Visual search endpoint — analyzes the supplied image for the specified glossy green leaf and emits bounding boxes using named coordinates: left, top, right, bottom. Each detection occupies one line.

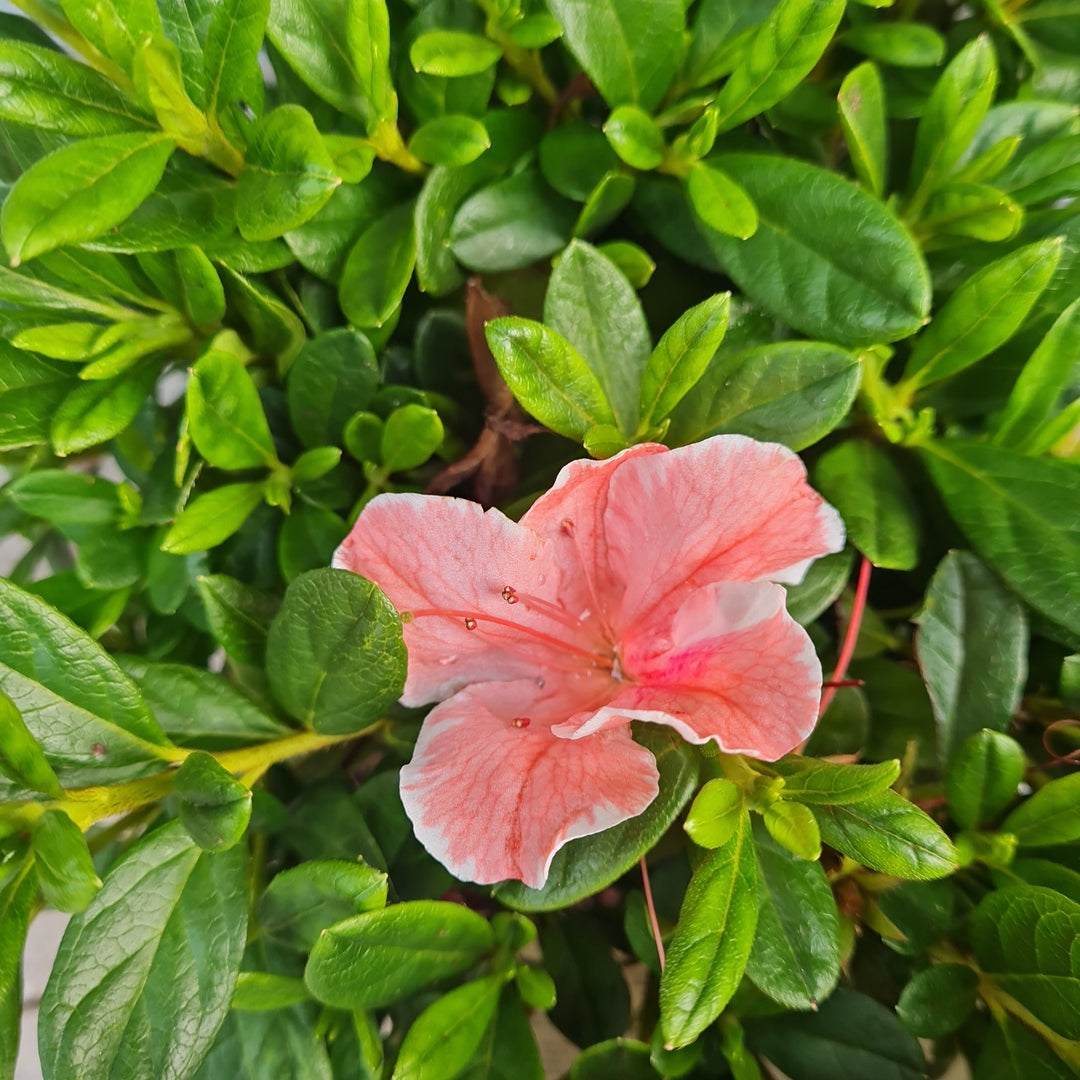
left=196, top=574, right=280, bottom=666
left=684, top=778, right=743, bottom=849
left=920, top=439, right=1080, bottom=639
left=260, top=859, right=388, bottom=952
left=814, top=440, right=919, bottom=570
left=161, top=482, right=266, bottom=554
left=813, top=790, right=957, bottom=879
left=132, top=35, right=209, bottom=150
left=1, top=132, right=175, bottom=265
left=394, top=975, right=503, bottom=1080
left=682, top=0, right=783, bottom=89
left=409, top=114, right=490, bottom=166
left=32, top=809, right=102, bottom=913
left=0, top=862, right=35, bottom=1080
left=0, top=349, right=76, bottom=449
left=902, top=238, right=1062, bottom=390
left=666, top=340, right=861, bottom=450
left=746, top=822, right=840, bottom=1010
left=572, top=171, right=635, bottom=238
left=915, top=551, right=1027, bottom=763
left=305, top=900, right=494, bottom=1009
left=230, top=973, right=310, bottom=1012
left=203, top=0, right=269, bottom=121
left=544, top=239, right=651, bottom=437
left=0, top=688, right=62, bottom=796
left=39, top=821, right=247, bottom=1080
left=686, top=161, right=758, bottom=239
left=971, top=885, right=1080, bottom=1039
left=459, top=992, right=543, bottom=1080
left=763, top=801, right=821, bottom=861
left=237, top=105, right=341, bottom=242
left=660, top=809, right=758, bottom=1048
left=604, top=104, right=665, bottom=170
left=278, top=505, right=348, bottom=583
left=1002, top=772, right=1080, bottom=847
left=291, top=446, right=341, bottom=483
left=51, top=362, right=158, bottom=457
left=174, top=751, right=253, bottom=851
left=710, top=0, right=845, bottom=134
left=58, top=0, right=163, bottom=72
left=346, top=0, right=396, bottom=129
left=842, top=23, right=946, bottom=67
left=540, top=121, right=619, bottom=201
left=339, top=201, right=415, bottom=329
left=597, top=240, right=655, bottom=287
left=546, top=0, right=684, bottom=111
left=896, top=964, right=977, bottom=1037
left=784, top=548, right=855, bottom=625
left=838, top=62, right=887, bottom=197
left=381, top=404, right=444, bottom=472
left=921, top=182, right=1023, bottom=242
left=494, top=729, right=698, bottom=911
left=265, top=568, right=407, bottom=735
left=410, top=31, right=501, bottom=77
left=486, top=316, right=617, bottom=441
left=947, top=730, right=1026, bottom=828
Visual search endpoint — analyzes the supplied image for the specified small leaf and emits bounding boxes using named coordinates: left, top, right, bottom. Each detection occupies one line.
left=0, top=862, right=36, bottom=1080
left=196, top=574, right=280, bottom=666
left=686, top=162, right=758, bottom=239
left=381, top=404, right=444, bottom=472
left=32, top=809, right=102, bottom=913
left=0, top=688, right=62, bottom=797
left=604, top=104, right=665, bottom=170
left=838, top=62, right=887, bottom=197
left=770, top=756, right=901, bottom=805
left=946, top=730, right=1026, bottom=830
left=174, top=751, right=253, bottom=851
left=161, top=482, right=266, bottom=554
left=842, top=23, right=945, bottom=68
left=763, top=801, right=821, bottom=861
left=409, top=115, right=491, bottom=167
left=409, top=31, right=502, bottom=77
left=896, top=965, right=978, bottom=1037
left=231, top=973, right=311, bottom=1011
left=684, top=778, right=743, bottom=849
left=1002, top=772, right=1080, bottom=847
left=51, top=364, right=159, bottom=456
left=339, top=201, right=416, bottom=329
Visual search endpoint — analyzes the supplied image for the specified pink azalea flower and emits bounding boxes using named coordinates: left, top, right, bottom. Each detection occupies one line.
left=334, top=435, right=844, bottom=889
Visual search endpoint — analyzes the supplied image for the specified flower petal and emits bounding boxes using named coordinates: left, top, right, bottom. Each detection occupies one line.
left=603, top=435, right=843, bottom=633
left=399, top=679, right=659, bottom=888
left=555, top=582, right=822, bottom=760
left=334, top=493, right=572, bottom=705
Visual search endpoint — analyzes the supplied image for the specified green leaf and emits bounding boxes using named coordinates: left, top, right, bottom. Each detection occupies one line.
left=842, top=23, right=946, bottom=68
left=260, top=859, right=388, bottom=952
left=746, top=821, right=840, bottom=1010
left=291, top=446, right=342, bottom=483
left=51, top=363, right=159, bottom=456
left=0, top=577, right=171, bottom=787
left=39, top=821, right=247, bottom=1080
left=265, top=568, right=406, bottom=735
left=971, top=885, right=1080, bottom=1039
left=133, top=35, right=209, bottom=150
left=409, top=114, right=490, bottom=167
left=230, top=973, right=310, bottom=1012
left=237, top=105, right=341, bottom=242
left=0, top=862, right=35, bottom=1080
left=0, top=348, right=76, bottom=450
left=684, top=778, right=744, bottom=849
left=196, top=574, right=280, bottom=665
left=339, top=200, right=415, bottom=329
left=0, top=688, right=62, bottom=796
left=346, top=0, right=396, bottom=129
left=604, top=104, right=665, bottom=170
left=945, top=730, right=1026, bottom=829
left=813, top=790, right=957, bottom=879
left=920, top=182, right=1023, bottom=243
left=710, top=0, right=845, bottom=134
left=514, top=966, right=556, bottom=1011
left=116, top=656, right=289, bottom=747
left=1002, top=772, right=1080, bottom=847
left=494, top=729, right=698, bottom=911
left=762, top=801, right=821, bottom=861
left=203, top=0, right=269, bottom=121
left=902, top=239, right=1062, bottom=390
left=814, top=440, right=919, bottom=570
left=666, top=340, right=861, bottom=451
left=1, top=132, right=175, bottom=265
left=746, top=988, right=926, bottom=1080
left=638, top=293, right=730, bottom=428
left=540, top=121, right=619, bottom=201
left=686, top=162, right=758, bottom=239
left=546, top=0, right=684, bottom=110
left=896, top=964, right=978, bottom=1037
left=838, top=62, right=888, bottom=197
left=920, top=439, right=1080, bottom=639
left=682, top=0, right=782, bottom=89
left=32, top=809, right=102, bottom=913
left=992, top=298, right=1080, bottom=450
left=161, top=482, right=266, bottom=554
left=193, top=1007, right=335, bottom=1079
left=485, top=316, right=618, bottom=441
left=304, top=900, right=495, bottom=1009
left=544, top=239, right=651, bottom=437
left=784, top=548, right=855, bottom=625
left=278, top=505, right=348, bottom=583
left=646, top=155, right=930, bottom=345
left=659, top=809, right=758, bottom=1048
left=381, top=404, right=444, bottom=472
left=571, top=1039, right=656, bottom=1080
left=174, top=751, right=253, bottom=851
left=572, top=171, right=635, bottom=238
left=410, top=31, right=501, bottom=77
left=394, top=975, right=503, bottom=1080
left=450, top=170, right=576, bottom=273
left=975, top=1014, right=1078, bottom=1080
left=597, top=241, right=655, bottom=287
left=908, top=36, right=998, bottom=209
left=59, top=0, right=163, bottom=72
left=7, top=468, right=122, bottom=533
left=0, top=41, right=154, bottom=135
left=914, top=550, right=1028, bottom=763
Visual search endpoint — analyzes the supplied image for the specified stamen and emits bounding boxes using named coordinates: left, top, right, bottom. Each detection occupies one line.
left=559, top=516, right=615, bottom=639
left=501, top=585, right=586, bottom=632
left=464, top=617, right=477, bottom=630
left=511, top=717, right=531, bottom=729
left=502, top=586, right=519, bottom=604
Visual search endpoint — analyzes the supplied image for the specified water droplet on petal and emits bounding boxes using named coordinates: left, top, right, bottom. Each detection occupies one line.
left=537, top=574, right=546, bottom=585
left=464, top=617, right=477, bottom=630
left=511, top=717, right=531, bottom=729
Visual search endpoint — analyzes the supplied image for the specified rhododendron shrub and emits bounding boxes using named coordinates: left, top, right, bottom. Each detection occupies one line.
left=0, top=1, right=1078, bottom=1079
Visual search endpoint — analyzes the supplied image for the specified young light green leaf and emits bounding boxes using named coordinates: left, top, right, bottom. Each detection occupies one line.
left=304, top=900, right=495, bottom=1009
left=598, top=241, right=655, bottom=287
left=763, top=801, right=821, bottom=861
left=409, top=115, right=490, bottom=167
left=58, top=0, right=163, bottom=72
left=544, top=239, right=651, bottom=437
left=572, top=171, right=635, bottom=238
left=409, top=31, right=501, bottom=77
left=1, top=132, right=176, bottom=265
left=1002, top=772, right=1080, bottom=847
left=604, top=104, right=665, bottom=170
left=161, top=482, right=266, bottom=554
left=915, top=551, right=1027, bottom=763
left=838, top=62, right=887, bottom=197
left=32, top=809, right=102, bottom=913
left=339, top=201, right=416, bottom=329
left=133, top=35, right=210, bottom=151
left=814, top=440, right=920, bottom=570
left=381, top=404, right=444, bottom=472
left=660, top=809, right=758, bottom=1048
left=710, top=0, right=845, bottom=134
left=921, top=183, right=1022, bottom=243
left=230, top=973, right=311, bottom=1012
left=684, top=778, right=744, bottom=849
left=902, top=238, right=1062, bottom=390
left=187, top=349, right=279, bottom=469
left=945, top=730, right=1026, bottom=830
left=39, top=821, right=247, bottom=1080
left=639, top=293, right=730, bottom=428
left=485, top=316, right=618, bottom=441
left=920, top=439, right=1080, bottom=639
left=204, top=0, right=269, bottom=122
left=346, top=0, right=396, bottom=129
left=770, top=756, right=901, bottom=805
left=686, top=162, right=758, bottom=239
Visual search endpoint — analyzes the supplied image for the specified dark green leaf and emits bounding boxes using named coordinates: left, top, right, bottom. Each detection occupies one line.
left=540, top=121, right=619, bottom=201
left=174, top=751, right=252, bottom=851
left=266, top=568, right=407, bottom=734
left=304, top=900, right=494, bottom=1009
left=783, top=549, right=855, bottom=626
left=192, top=1006, right=334, bottom=1080
left=196, top=574, right=280, bottom=665
left=161, top=482, right=266, bottom=554
left=230, top=973, right=310, bottom=1011
left=278, top=505, right=348, bottom=583
left=32, top=808, right=102, bottom=913
left=975, top=1013, right=1078, bottom=1080
left=896, top=964, right=977, bottom=1037
left=945, top=730, right=1026, bottom=829
left=570, top=1039, right=656, bottom=1080
left=1002, top=772, right=1080, bottom=847
left=572, top=171, right=635, bottom=238
left=39, top=821, right=247, bottom=1080
left=7, top=469, right=121, bottom=534
left=339, top=201, right=415, bottom=329
left=815, top=440, right=919, bottom=570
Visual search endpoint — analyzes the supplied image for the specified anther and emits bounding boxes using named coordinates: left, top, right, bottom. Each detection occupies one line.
left=401, top=612, right=414, bottom=623
left=502, top=586, right=519, bottom=604
left=511, top=717, right=531, bottom=729
left=464, top=617, right=477, bottom=630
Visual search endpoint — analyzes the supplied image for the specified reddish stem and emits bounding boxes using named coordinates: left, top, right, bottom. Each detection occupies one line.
left=640, top=856, right=666, bottom=970
left=818, top=556, right=872, bottom=719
